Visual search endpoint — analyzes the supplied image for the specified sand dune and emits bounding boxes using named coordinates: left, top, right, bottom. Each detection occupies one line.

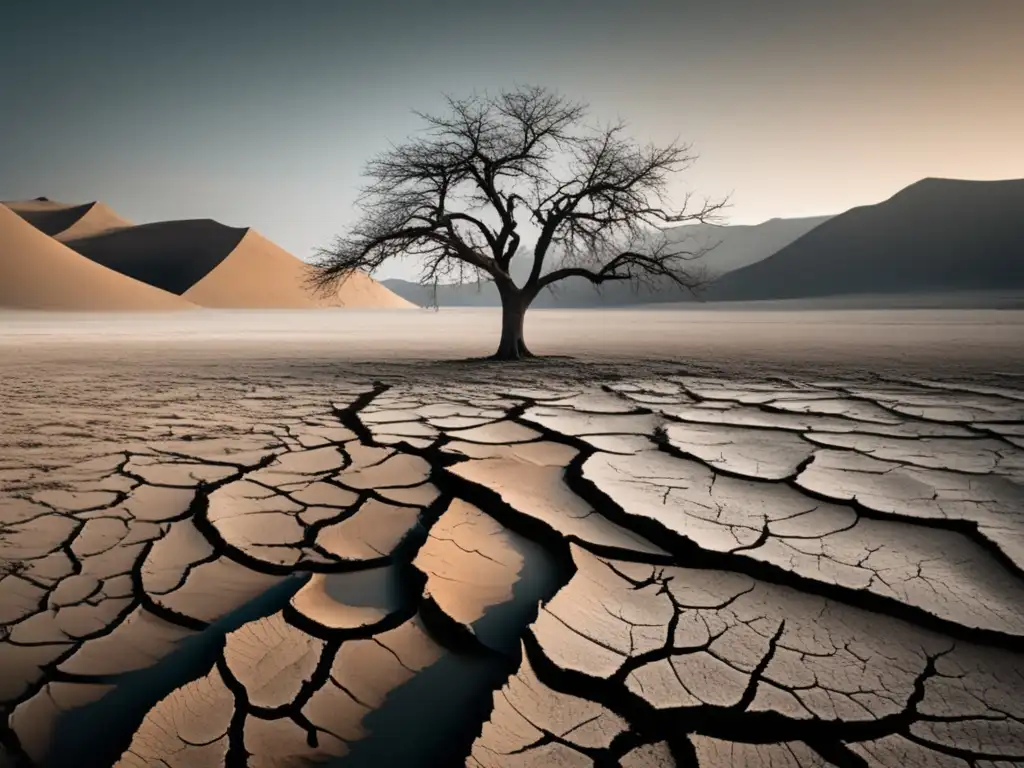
left=66, top=217, right=413, bottom=309
left=0, top=205, right=194, bottom=311
left=4, top=197, right=416, bottom=309
left=3, top=197, right=133, bottom=241
left=182, top=229, right=415, bottom=309
left=65, top=219, right=250, bottom=295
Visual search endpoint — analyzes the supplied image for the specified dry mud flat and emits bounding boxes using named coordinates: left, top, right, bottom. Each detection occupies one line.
left=1, top=367, right=1024, bottom=767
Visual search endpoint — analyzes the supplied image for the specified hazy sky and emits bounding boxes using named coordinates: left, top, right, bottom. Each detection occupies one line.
left=2, top=0, right=1022, bottom=279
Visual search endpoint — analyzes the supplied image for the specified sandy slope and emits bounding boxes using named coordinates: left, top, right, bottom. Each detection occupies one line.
left=318, top=269, right=418, bottom=309
left=55, top=202, right=133, bottom=241
left=179, top=229, right=413, bottom=308
left=2, top=198, right=133, bottom=241
left=0, top=205, right=193, bottom=311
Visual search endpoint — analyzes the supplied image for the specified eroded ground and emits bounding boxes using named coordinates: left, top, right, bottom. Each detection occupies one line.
left=2, top=363, right=1023, bottom=767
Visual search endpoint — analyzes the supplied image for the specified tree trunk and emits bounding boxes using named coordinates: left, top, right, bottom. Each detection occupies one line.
left=492, top=288, right=533, bottom=360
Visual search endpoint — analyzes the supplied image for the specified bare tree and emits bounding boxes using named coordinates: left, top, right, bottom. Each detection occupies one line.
left=311, top=85, right=727, bottom=360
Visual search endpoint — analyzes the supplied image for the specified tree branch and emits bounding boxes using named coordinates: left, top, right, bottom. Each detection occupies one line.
left=311, top=85, right=727, bottom=306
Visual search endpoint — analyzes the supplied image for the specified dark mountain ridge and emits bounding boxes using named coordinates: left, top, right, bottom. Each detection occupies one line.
left=706, top=177, right=1024, bottom=301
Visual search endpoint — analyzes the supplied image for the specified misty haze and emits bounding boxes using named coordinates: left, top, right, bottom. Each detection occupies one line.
left=2, top=2, right=1023, bottom=767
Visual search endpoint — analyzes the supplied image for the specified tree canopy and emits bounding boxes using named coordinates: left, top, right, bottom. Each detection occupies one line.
left=312, top=85, right=727, bottom=358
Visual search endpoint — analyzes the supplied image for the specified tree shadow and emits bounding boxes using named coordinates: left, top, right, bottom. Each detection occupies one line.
left=446, top=354, right=580, bottom=366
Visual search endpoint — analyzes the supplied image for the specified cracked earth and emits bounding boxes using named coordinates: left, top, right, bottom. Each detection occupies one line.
left=2, top=365, right=1024, bottom=767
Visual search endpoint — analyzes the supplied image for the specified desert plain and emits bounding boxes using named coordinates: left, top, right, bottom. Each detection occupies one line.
left=1, top=306, right=1023, bottom=767
left=5, top=0, right=1024, bottom=762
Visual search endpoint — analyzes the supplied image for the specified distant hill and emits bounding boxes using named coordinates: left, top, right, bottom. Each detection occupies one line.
left=660, top=215, right=834, bottom=274
left=383, top=215, right=831, bottom=307
left=706, top=178, right=1024, bottom=301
